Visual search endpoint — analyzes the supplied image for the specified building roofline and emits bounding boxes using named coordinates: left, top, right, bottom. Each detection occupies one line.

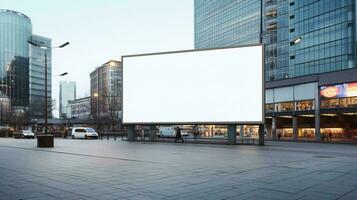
left=68, top=96, right=91, bottom=103
left=90, top=59, right=122, bottom=75
left=103, top=60, right=121, bottom=65
left=31, top=34, right=52, bottom=42
left=0, top=9, right=31, bottom=22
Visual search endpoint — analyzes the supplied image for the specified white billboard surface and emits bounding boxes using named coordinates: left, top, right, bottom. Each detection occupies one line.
left=123, top=45, right=263, bottom=124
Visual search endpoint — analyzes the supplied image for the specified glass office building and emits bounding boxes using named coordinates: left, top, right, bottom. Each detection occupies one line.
left=59, top=81, right=76, bottom=118
left=264, top=0, right=356, bottom=81
left=194, top=0, right=261, bottom=49
left=0, top=9, right=32, bottom=115
left=195, top=0, right=357, bottom=142
left=29, top=35, right=52, bottom=119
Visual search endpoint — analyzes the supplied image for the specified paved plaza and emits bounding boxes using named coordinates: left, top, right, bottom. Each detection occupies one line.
left=0, top=139, right=357, bottom=200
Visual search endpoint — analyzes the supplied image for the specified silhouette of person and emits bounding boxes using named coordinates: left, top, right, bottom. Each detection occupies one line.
left=175, top=127, right=184, bottom=143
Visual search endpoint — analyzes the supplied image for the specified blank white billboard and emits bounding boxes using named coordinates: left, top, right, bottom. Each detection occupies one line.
left=122, top=45, right=264, bottom=124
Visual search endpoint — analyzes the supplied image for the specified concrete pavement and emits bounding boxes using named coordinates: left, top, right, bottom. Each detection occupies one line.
left=0, top=138, right=357, bottom=199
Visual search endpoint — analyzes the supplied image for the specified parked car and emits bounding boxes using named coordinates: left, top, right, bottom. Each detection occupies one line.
left=18, top=129, right=35, bottom=139
left=71, top=127, right=98, bottom=139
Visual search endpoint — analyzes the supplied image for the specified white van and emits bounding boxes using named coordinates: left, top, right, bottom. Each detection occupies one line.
left=158, top=126, right=190, bottom=138
left=71, top=127, right=98, bottom=139
left=158, top=126, right=176, bottom=138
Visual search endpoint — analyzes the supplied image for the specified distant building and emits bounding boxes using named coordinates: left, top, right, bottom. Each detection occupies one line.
left=29, top=35, right=52, bottom=119
left=59, top=81, right=76, bottom=118
left=90, top=60, right=122, bottom=119
left=68, top=97, right=91, bottom=120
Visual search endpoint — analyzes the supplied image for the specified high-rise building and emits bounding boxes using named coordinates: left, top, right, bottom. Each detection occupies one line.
left=0, top=9, right=52, bottom=122
left=59, top=81, right=76, bottom=118
left=0, top=9, right=32, bottom=116
left=29, top=35, right=52, bottom=119
left=194, top=0, right=262, bottom=49
left=195, top=0, right=357, bottom=142
left=90, top=60, right=122, bottom=121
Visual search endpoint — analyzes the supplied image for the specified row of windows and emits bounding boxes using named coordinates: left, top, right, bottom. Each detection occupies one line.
left=291, top=0, right=352, bottom=21
left=266, top=97, right=357, bottom=113
left=291, top=7, right=351, bottom=37
left=290, top=55, right=351, bottom=77
left=291, top=39, right=351, bottom=65
left=321, top=97, right=357, bottom=109
left=195, top=0, right=261, bottom=48
left=266, top=100, right=315, bottom=113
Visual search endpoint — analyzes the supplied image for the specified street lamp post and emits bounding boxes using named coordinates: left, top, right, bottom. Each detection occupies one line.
left=28, top=41, right=69, bottom=147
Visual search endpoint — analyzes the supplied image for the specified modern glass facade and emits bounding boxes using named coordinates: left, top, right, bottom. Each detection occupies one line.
left=288, top=0, right=355, bottom=79
left=264, top=0, right=356, bottom=81
left=29, top=35, right=52, bottom=119
left=195, top=0, right=356, bottom=81
left=0, top=9, right=32, bottom=111
left=263, top=0, right=289, bottom=81
left=194, top=0, right=261, bottom=49
left=59, top=81, right=76, bottom=118
left=195, top=0, right=357, bottom=142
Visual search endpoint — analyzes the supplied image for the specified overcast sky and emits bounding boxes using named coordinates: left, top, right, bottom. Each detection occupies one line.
left=2, top=0, right=194, bottom=116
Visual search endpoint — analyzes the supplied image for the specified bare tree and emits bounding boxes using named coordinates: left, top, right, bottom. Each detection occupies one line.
left=101, top=91, right=121, bottom=132
left=29, top=97, right=54, bottom=119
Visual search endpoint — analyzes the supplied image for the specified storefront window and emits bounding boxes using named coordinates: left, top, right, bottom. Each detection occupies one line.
left=321, top=128, right=344, bottom=139
left=296, top=100, right=314, bottom=111
left=346, top=97, right=357, bottom=107
left=322, top=97, right=357, bottom=109
left=275, top=102, right=294, bottom=112
left=298, top=128, right=315, bottom=138
left=321, top=99, right=340, bottom=108
left=281, top=128, right=293, bottom=138
left=265, top=103, right=274, bottom=112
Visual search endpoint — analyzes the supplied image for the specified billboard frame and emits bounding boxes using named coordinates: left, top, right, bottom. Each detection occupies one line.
left=121, top=43, right=265, bottom=125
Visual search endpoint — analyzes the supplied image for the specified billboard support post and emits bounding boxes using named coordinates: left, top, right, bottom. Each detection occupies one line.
left=127, top=125, right=136, bottom=141
left=258, top=124, right=265, bottom=146
left=149, top=125, right=156, bottom=142
left=227, top=125, right=237, bottom=145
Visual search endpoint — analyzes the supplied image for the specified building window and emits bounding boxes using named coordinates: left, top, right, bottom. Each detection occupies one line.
left=321, top=99, right=340, bottom=109
left=321, top=97, right=357, bottom=109
left=265, top=103, right=274, bottom=113
left=340, top=97, right=357, bottom=108
left=296, top=100, right=314, bottom=111
left=275, top=102, right=294, bottom=112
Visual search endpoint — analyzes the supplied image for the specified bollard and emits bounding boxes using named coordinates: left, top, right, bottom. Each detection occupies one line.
left=107, top=134, right=109, bottom=140
left=114, top=135, right=116, bottom=140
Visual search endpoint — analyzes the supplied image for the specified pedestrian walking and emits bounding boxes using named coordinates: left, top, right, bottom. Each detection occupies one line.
left=328, top=131, right=333, bottom=142
left=175, top=127, right=184, bottom=143
left=193, top=125, right=199, bottom=141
